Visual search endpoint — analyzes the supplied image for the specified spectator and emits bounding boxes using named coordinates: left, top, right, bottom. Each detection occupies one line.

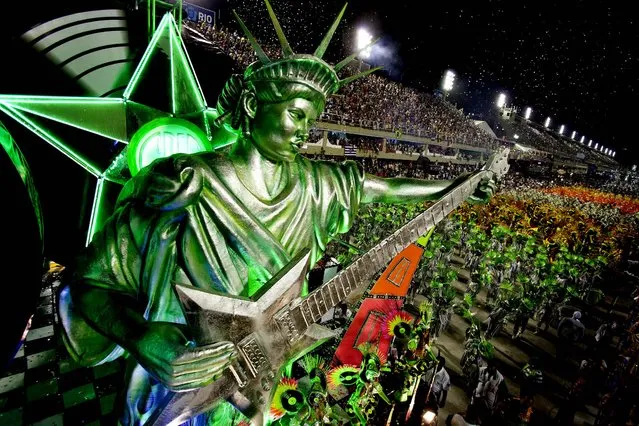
left=519, top=357, right=544, bottom=398
left=596, top=318, right=618, bottom=349
left=469, top=360, right=505, bottom=421
left=557, top=311, right=585, bottom=359
left=424, top=356, right=451, bottom=408
left=512, top=306, right=532, bottom=340
left=447, top=413, right=479, bottom=426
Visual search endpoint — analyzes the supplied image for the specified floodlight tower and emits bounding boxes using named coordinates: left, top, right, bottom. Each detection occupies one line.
left=544, top=117, right=551, bottom=128
left=442, top=70, right=455, bottom=101
left=580, top=136, right=585, bottom=143
left=524, top=107, right=532, bottom=120
left=355, top=28, right=373, bottom=72
left=571, top=130, right=576, bottom=140
left=588, top=140, right=592, bottom=147
left=497, top=93, right=507, bottom=108
left=559, top=125, right=565, bottom=135
left=356, top=28, right=373, bottom=59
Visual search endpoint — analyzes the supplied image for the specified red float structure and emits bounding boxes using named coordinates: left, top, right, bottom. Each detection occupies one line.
left=333, top=243, right=424, bottom=366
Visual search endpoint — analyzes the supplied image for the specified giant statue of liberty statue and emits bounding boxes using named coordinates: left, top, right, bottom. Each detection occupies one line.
left=58, top=1, right=495, bottom=424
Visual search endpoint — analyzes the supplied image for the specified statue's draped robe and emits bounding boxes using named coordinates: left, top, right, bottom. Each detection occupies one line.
left=58, top=152, right=364, bottom=425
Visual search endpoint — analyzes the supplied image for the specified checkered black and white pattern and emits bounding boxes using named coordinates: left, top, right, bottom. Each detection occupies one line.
left=0, top=280, right=124, bottom=425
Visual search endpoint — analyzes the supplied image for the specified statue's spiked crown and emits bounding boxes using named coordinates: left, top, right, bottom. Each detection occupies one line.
left=233, top=0, right=379, bottom=100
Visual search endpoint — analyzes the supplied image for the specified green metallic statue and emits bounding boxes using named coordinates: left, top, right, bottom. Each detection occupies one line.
left=58, top=2, right=495, bottom=424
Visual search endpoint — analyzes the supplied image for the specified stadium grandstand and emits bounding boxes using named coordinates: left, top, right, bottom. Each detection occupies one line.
left=184, top=21, right=620, bottom=177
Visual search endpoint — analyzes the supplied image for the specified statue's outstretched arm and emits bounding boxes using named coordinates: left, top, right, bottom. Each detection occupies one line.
left=361, top=172, right=495, bottom=204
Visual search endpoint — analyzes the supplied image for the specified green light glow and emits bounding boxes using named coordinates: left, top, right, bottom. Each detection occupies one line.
left=0, top=12, right=220, bottom=237
left=86, top=176, right=105, bottom=246
left=128, top=118, right=212, bottom=175
left=0, top=121, right=44, bottom=247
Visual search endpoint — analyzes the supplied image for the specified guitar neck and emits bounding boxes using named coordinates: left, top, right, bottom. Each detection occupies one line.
left=280, top=170, right=491, bottom=335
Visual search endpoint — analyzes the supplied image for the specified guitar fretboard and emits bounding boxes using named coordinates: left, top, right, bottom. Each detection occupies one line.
left=283, top=170, right=491, bottom=336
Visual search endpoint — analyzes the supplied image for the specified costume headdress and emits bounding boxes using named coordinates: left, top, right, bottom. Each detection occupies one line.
left=383, top=310, right=414, bottom=341
left=357, top=342, right=387, bottom=365
left=233, top=0, right=380, bottom=100
left=270, top=377, right=304, bottom=420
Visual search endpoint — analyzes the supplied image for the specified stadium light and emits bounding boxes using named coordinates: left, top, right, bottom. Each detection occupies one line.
left=600, top=146, right=604, bottom=152
left=588, top=140, right=592, bottom=147
left=604, top=148, right=608, bottom=154
left=571, top=130, right=576, bottom=139
left=594, top=142, right=598, bottom=149
left=559, top=125, right=565, bottom=135
left=524, top=107, right=532, bottom=120
left=442, top=70, right=455, bottom=92
left=580, top=135, right=585, bottom=143
left=544, top=117, right=551, bottom=128
left=497, top=93, right=507, bottom=108
left=357, top=28, right=373, bottom=59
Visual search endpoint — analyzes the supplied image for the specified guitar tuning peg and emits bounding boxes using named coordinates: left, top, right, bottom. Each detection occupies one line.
left=261, top=377, right=272, bottom=391
left=257, top=393, right=266, bottom=406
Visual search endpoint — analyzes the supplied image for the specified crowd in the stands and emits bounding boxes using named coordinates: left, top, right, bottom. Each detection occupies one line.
left=186, top=22, right=623, bottom=173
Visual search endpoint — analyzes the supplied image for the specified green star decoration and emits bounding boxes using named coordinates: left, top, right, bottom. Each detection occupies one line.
left=0, top=13, right=237, bottom=244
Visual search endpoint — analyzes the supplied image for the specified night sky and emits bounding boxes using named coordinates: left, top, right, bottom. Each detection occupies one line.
left=0, top=0, right=636, bottom=158
left=225, top=0, right=637, bottom=162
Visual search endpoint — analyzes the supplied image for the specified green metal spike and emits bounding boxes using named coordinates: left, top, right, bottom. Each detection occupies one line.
left=168, top=16, right=207, bottom=114
left=126, top=13, right=207, bottom=114
left=264, top=0, right=294, bottom=57
left=0, top=121, right=44, bottom=245
left=125, top=13, right=171, bottom=100
left=0, top=95, right=170, bottom=144
left=0, top=103, right=102, bottom=177
left=314, top=3, right=348, bottom=59
left=335, top=37, right=380, bottom=72
left=232, top=10, right=271, bottom=64
left=338, top=66, right=382, bottom=87
left=0, top=96, right=127, bottom=142
left=86, top=176, right=106, bottom=246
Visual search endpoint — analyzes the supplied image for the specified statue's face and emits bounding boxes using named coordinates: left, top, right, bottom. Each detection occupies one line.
left=250, top=97, right=321, bottom=163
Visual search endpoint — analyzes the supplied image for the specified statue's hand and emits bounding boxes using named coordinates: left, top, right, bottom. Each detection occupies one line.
left=467, top=174, right=496, bottom=204
left=130, top=322, right=237, bottom=392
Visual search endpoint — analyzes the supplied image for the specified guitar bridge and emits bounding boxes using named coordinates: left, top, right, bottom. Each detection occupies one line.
left=274, top=309, right=301, bottom=343
left=237, top=334, right=271, bottom=378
